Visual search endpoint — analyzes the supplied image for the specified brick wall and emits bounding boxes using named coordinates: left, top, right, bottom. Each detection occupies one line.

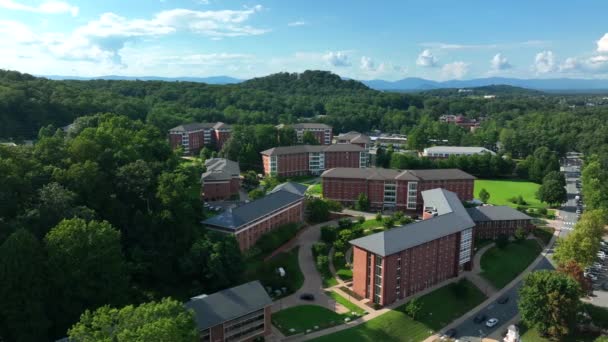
left=215, top=130, right=231, bottom=150
left=233, top=200, right=303, bottom=251
left=202, top=178, right=241, bottom=201
left=325, top=151, right=361, bottom=169
left=169, top=133, right=182, bottom=150
left=352, top=246, right=368, bottom=300
left=473, top=219, right=533, bottom=240
left=275, top=153, right=309, bottom=177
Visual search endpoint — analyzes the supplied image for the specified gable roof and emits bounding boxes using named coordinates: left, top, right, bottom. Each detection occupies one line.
left=350, top=188, right=475, bottom=256
left=202, top=158, right=240, bottom=182
left=260, top=144, right=363, bottom=156
left=336, top=131, right=372, bottom=144
left=321, top=167, right=474, bottom=181
left=169, top=122, right=215, bottom=132
left=466, top=206, right=532, bottom=222
left=292, top=123, right=332, bottom=129
left=184, top=281, right=272, bottom=331
left=202, top=190, right=303, bottom=230
left=424, top=146, right=496, bottom=155
left=270, top=182, right=308, bottom=196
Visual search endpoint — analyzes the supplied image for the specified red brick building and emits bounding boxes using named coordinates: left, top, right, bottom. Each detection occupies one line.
left=168, top=122, right=232, bottom=155
left=202, top=190, right=304, bottom=251
left=351, top=189, right=475, bottom=306
left=260, top=144, right=366, bottom=177
left=185, top=280, right=273, bottom=342
left=201, top=158, right=241, bottom=201
left=350, top=188, right=533, bottom=307
left=290, top=123, right=333, bottom=145
left=321, top=167, right=475, bottom=212
left=335, top=131, right=372, bottom=150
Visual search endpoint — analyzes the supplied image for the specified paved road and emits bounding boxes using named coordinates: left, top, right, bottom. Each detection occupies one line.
left=450, top=155, right=582, bottom=341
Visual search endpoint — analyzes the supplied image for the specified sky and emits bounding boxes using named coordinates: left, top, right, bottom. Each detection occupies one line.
left=2, top=0, right=608, bottom=81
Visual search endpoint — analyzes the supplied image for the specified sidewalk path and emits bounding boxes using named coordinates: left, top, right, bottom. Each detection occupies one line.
left=464, top=242, right=498, bottom=297
left=271, top=220, right=339, bottom=313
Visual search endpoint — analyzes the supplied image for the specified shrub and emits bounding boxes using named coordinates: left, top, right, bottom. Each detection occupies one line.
left=404, top=298, right=422, bottom=319
left=320, top=226, right=337, bottom=244
left=517, top=195, right=527, bottom=205
left=338, top=218, right=354, bottom=229
left=334, top=251, right=344, bottom=263
left=398, top=215, right=414, bottom=225
left=254, top=223, right=300, bottom=255
left=316, top=255, right=329, bottom=270
left=357, top=216, right=365, bottom=224
left=326, top=199, right=343, bottom=212
left=538, top=207, right=548, bottom=216
left=517, top=205, right=527, bottom=212
left=313, top=242, right=329, bottom=256
left=382, top=216, right=395, bottom=229
left=375, top=212, right=382, bottom=221
left=514, top=227, right=527, bottom=241
left=393, top=211, right=404, bottom=221
left=495, top=234, right=509, bottom=249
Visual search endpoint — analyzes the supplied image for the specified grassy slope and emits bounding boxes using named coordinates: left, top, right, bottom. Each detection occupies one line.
left=480, top=240, right=542, bottom=288
left=474, top=179, right=545, bottom=208
left=272, top=305, right=346, bottom=335
left=326, top=291, right=366, bottom=315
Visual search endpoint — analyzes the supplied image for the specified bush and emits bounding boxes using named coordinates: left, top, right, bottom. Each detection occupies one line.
left=375, top=212, right=382, bottom=221
left=338, top=218, right=354, bottom=229
left=393, top=211, right=404, bottom=221
left=326, top=199, right=342, bottom=212
left=316, top=255, right=329, bottom=270
left=357, top=216, right=365, bottom=224
left=320, top=226, right=337, bottom=244
left=517, top=195, right=527, bottom=205
left=538, top=207, right=548, bottom=216
left=248, top=188, right=265, bottom=201
left=516, top=205, right=527, bottom=212
left=514, top=227, right=527, bottom=241
left=313, top=242, right=329, bottom=256
left=495, top=234, right=509, bottom=249
left=383, top=216, right=395, bottom=229
left=334, top=251, right=344, bottom=263
left=254, top=223, right=300, bottom=255
left=398, top=215, right=414, bottom=225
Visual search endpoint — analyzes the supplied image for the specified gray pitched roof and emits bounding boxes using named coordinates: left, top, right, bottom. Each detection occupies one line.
left=466, top=206, right=532, bottom=222
left=169, top=122, right=215, bottom=132
left=336, top=131, right=372, bottom=144
left=321, top=167, right=474, bottom=181
left=292, top=123, right=332, bottom=129
left=202, top=158, right=240, bottom=182
left=260, top=144, right=363, bottom=156
left=202, top=190, right=303, bottom=230
left=270, top=182, right=308, bottom=196
left=213, top=122, right=231, bottom=130
left=424, top=146, right=496, bottom=155
left=350, top=188, right=475, bottom=256
left=184, top=281, right=272, bottom=331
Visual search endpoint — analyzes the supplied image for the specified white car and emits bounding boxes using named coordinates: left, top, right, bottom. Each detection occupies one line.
left=485, top=318, right=499, bottom=327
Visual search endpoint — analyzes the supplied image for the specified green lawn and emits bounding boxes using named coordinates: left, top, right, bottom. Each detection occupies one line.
left=272, top=305, right=350, bottom=336
left=333, top=250, right=353, bottom=281
left=474, top=179, right=546, bottom=209
left=311, top=279, right=486, bottom=342
left=532, top=226, right=555, bottom=246
left=313, top=246, right=338, bottom=288
left=480, top=240, right=543, bottom=289
left=357, top=219, right=384, bottom=230
left=326, top=291, right=366, bottom=315
left=307, top=183, right=322, bottom=196
left=246, top=247, right=303, bottom=299
left=519, top=325, right=598, bottom=342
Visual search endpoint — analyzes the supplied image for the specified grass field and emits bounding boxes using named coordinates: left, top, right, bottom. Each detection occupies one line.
left=326, top=291, right=366, bottom=315
left=246, top=247, right=303, bottom=299
left=480, top=240, right=543, bottom=288
left=474, top=179, right=546, bottom=208
left=307, top=183, right=322, bottom=196
left=519, top=325, right=598, bottom=342
left=272, top=305, right=349, bottom=336
left=311, top=280, right=486, bottom=342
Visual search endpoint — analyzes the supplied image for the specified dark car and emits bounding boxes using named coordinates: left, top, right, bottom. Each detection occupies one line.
left=299, top=293, right=315, bottom=301
left=498, top=296, right=509, bottom=304
left=473, top=314, right=487, bottom=323
left=445, top=328, right=457, bottom=338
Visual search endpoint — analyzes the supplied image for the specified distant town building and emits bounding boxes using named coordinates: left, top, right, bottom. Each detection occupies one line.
left=438, top=114, right=483, bottom=131
left=201, top=158, right=241, bottom=201
left=260, top=144, right=366, bottom=177
left=335, top=131, right=372, bottom=150
left=168, top=122, right=232, bottom=155
left=321, top=167, right=475, bottom=212
left=283, top=123, right=333, bottom=145
left=350, top=188, right=533, bottom=306
left=483, top=94, right=496, bottom=99
left=371, top=134, right=408, bottom=148
left=185, top=280, right=273, bottom=341
left=422, top=146, right=496, bottom=159
left=202, top=189, right=304, bottom=251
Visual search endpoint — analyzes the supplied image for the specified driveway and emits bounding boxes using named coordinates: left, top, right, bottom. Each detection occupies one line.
left=272, top=220, right=339, bottom=313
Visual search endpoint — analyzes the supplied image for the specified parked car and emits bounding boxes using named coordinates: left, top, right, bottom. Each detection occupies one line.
left=587, top=273, right=599, bottom=281
left=497, top=296, right=509, bottom=304
left=473, top=314, right=487, bottom=324
left=299, top=293, right=315, bottom=301
left=486, top=318, right=499, bottom=327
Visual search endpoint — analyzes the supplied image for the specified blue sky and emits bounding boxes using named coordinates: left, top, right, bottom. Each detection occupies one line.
left=1, top=0, right=608, bottom=80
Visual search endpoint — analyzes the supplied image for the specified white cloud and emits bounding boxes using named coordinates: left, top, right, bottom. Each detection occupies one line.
left=416, top=49, right=438, bottom=67
left=0, top=0, right=79, bottom=16
left=559, top=55, right=608, bottom=73
left=420, top=40, right=549, bottom=50
left=360, top=56, right=375, bottom=71
left=490, top=53, right=511, bottom=71
left=597, top=33, right=608, bottom=53
left=324, top=51, right=351, bottom=67
left=534, top=50, right=556, bottom=73
left=441, top=61, right=469, bottom=79
left=287, top=21, right=307, bottom=27
left=0, top=20, right=38, bottom=43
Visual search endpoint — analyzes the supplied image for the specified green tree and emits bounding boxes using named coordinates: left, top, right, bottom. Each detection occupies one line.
left=248, top=188, right=265, bottom=200
left=537, top=179, right=567, bottom=206
left=68, top=298, right=197, bottom=342
left=557, top=260, right=592, bottom=295
left=554, top=210, right=606, bottom=267
left=514, top=227, right=527, bottom=241
left=45, top=218, right=129, bottom=336
left=519, top=270, right=581, bottom=338
left=543, top=171, right=566, bottom=188
left=0, top=229, right=49, bottom=342
left=355, top=193, right=370, bottom=211
left=302, top=130, right=320, bottom=145
left=383, top=216, right=395, bottom=229
left=306, top=198, right=330, bottom=223
left=404, top=298, right=422, bottom=320
left=277, top=126, right=297, bottom=146
left=479, top=188, right=490, bottom=203
left=242, top=170, right=260, bottom=189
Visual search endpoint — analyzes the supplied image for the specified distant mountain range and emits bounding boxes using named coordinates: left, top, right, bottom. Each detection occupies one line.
left=40, top=75, right=243, bottom=84
left=39, top=74, right=608, bottom=91
left=361, top=77, right=608, bottom=92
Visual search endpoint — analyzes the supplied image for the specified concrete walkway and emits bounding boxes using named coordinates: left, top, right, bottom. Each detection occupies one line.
left=463, top=242, right=499, bottom=297
left=271, top=220, right=339, bottom=314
